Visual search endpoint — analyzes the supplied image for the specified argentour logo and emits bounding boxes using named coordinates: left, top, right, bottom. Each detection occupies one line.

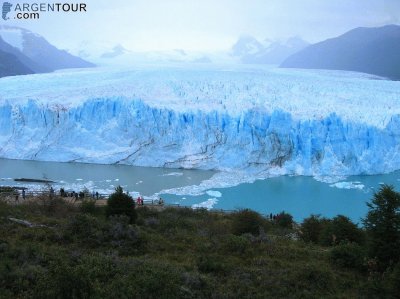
left=1, top=2, right=87, bottom=20
left=2, top=2, right=12, bottom=20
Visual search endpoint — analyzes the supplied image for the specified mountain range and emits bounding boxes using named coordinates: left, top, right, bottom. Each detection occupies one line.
left=281, top=25, right=400, bottom=80
left=0, top=25, right=95, bottom=78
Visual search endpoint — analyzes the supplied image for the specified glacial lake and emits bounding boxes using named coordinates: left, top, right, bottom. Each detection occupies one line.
left=1, top=158, right=400, bottom=223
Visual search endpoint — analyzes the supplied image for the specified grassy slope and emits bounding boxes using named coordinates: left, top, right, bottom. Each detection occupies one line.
left=0, top=199, right=365, bottom=299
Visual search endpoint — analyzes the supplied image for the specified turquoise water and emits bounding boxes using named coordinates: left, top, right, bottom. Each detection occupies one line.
left=1, top=159, right=400, bottom=223
left=163, top=174, right=400, bottom=223
left=0, top=158, right=215, bottom=196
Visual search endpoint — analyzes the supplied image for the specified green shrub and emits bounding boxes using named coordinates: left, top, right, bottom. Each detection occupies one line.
left=197, top=255, right=227, bottom=274
left=275, top=211, right=293, bottom=229
left=383, top=262, right=400, bottom=298
left=39, top=196, right=75, bottom=217
left=300, top=214, right=329, bottom=243
left=321, top=215, right=365, bottom=246
left=221, top=234, right=251, bottom=255
left=105, top=215, right=143, bottom=254
left=330, top=242, right=366, bottom=271
left=231, top=209, right=265, bottom=236
left=80, top=199, right=96, bottom=214
left=296, top=263, right=334, bottom=292
left=106, top=186, right=136, bottom=224
left=63, top=214, right=104, bottom=246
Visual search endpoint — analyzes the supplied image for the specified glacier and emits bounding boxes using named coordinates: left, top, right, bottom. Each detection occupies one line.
left=1, top=65, right=400, bottom=178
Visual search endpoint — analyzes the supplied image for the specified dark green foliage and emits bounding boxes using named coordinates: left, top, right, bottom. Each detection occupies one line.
left=39, top=196, right=76, bottom=217
left=330, top=242, right=367, bottom=271
left=321, top=215, right=365, bottom=246
left=0, top=186, right=15, bottom=193
left=80, top=199, right=96, bottom=214
left=300, top=214, right=329, bottom=243
left=295, top=263, right=335, bottom=293
left=34, top=258, right=94, bottom=299
left=383, top=262, right=400, bottom=298
left=275, top=211, right=294, bottom=228
left=197, top=255, right=228, bottom=274
left=63, top=214, right=104, bottom=247
left=363, top=185, right=400, bottom=271
left=0, top=197, right=375, bottom=298
left=221, top=234, right=251, bottom=255
left=231, top=209, right=266, bottom=235
left=106, top=186, right=137, bottom=223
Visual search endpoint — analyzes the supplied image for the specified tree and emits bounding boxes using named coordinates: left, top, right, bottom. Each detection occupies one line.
left=300, top=214, right=329, bottom=243
left=321, top=215, right=365, bottom=246
left=231, top=209, right=265, bottom=236
left=275, top=211, right=293, bottom=229
left=106, top=186, right=137, bottom=223
left=363, top=185, right=400, bottom=270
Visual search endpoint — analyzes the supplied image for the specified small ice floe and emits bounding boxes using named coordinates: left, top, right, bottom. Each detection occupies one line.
left=106, top=179, right=112, bottom=182
left=182, top=197, right=186, bottom=200
left=192, top=198, right=218, bottom=210
left=161, top=172, right=183, bottom=177
left=76, top=178, right=83, bottom=181
left=206, top=190, right=222, bottom=198
left=329, top=181, right=364, bottom=190
left=115, top=179, right=119, bottom=181
left=136, top=180, right=143, bottom=185
left=314, top=175, right=346, bottom=184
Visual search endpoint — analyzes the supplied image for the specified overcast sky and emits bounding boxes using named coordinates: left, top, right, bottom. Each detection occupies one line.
left=5, top=0, right=400, bottom=51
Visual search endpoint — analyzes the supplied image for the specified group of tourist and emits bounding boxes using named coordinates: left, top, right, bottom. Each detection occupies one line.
left=59, top=188, right=100, bottom=201
left=8, top=186, right=166, bottom=207
left=136, top=196, right=164, bottom=206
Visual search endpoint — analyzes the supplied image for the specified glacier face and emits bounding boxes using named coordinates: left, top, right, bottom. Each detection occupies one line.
left=0, top=65, right=400, bottom=177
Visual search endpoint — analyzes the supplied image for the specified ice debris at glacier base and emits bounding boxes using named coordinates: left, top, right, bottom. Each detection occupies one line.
left=0, top=66, right=400, bottom=178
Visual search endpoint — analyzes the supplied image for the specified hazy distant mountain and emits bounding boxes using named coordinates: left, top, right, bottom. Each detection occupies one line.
left=232, top=35, right=265, bottom=57
left=0, top=25, right=95, bottom=73
left=231, top=35, right=309, bottom=64
left=100, top=44, right=130, bottom=59
left=249, top=37, right=309, bottom=64
left=0, top=49, right=33, bottom=77
left=71, top=41, right=214, bottom=65
left=281, top=25, right=400, bottom=80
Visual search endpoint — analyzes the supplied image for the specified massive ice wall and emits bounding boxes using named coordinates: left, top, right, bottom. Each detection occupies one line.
left=0, top=66, right=400, bottom=176
left=1, top=98, right=400, bottom=176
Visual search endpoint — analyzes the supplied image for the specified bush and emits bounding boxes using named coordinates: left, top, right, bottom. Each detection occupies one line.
left=221, top=235, right=250, bottom=255
left=106, top=186, right=136, bottom=224
left=64, top=214, right=103, bottom=246
left=330, top=242, right=366, bottom=271
left=80, top=199, right=96, bottom=214
left=383, top=262, right=400, bottom=298
left=105, top=215, right=143, bottom=254
left=321, top=215, right=364, bottom=246
left=275, top=211, right=293, bottom=229
left=295, top=263, right=334, bottom=292
left=300, top=214, right=329, bottom=243
left=231, top=209, right=265, bottom=236
left=197, top=255, right=227, bottom=274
